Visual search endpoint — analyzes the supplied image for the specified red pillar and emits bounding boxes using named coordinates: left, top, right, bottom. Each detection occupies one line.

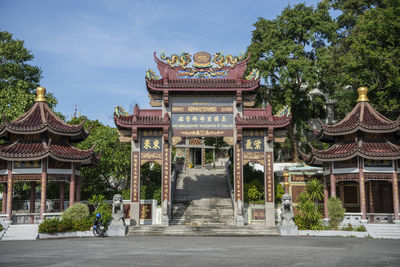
left=330, top=162, right=336, bottom=198
left=6, top=161, right=13, bottom=221
left=59, top=182, right=65, bottom=211
left=30, top=181, right=36, bottom=224
left=368, top=181, right=374, bottom=221
left=69, top=163, right=75, bottom=207
left=75, top=175, right=81, bottom=202
left=323, top=175, right=329, bottom=218
left=40, top=158, right=48, bottom=221
left=339, top=183, right=345, bottom=204
left=393, top=160, right=399, bottom=221
left=359, top=157, right=367, bottom=221
left=2, top=182, right=7, bottom=214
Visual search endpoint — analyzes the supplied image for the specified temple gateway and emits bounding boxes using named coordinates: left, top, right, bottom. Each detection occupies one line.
left=115, top=51, right=291, bottom=227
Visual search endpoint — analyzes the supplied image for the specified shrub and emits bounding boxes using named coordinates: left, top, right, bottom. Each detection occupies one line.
left=39, top=217, right=92, bottom=233
left=295, top=192, right=323, bottom=230
left=356, top=225, right=366, bottom=232
left=275, top=183, right=285, bottom=204
left=88, top=194, right=106, bottom=210
left=153, top=187, right=161, bottom=205
left=39, top=218, right=61, bottom=233
left=121, top=189, right=130, bottom=200
left=62, top=203, right=90, bottom=221
left=327, top=197, right=345, bottom=230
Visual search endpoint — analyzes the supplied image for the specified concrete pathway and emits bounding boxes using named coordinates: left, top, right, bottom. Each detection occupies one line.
left=365, top=223, right=400, bottom=239
left=1, top=224, right=38, bottom=241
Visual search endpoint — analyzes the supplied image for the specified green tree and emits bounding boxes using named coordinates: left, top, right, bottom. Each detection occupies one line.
left=69, top=117, right=131, bottom=199
left=328, top=0, right=400, bottom=120
left=0, top=29, right=57, bottom=122
left=327, top=197, right=345, bottom=229
left=306, top=178, right=324, bottom=206
left=247, top=3, right=336, bottom=161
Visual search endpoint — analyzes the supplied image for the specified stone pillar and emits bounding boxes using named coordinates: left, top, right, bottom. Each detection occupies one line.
left=59, top=182, right=65, bottom=211
left=359, top=157, right=367, bottom=222
left=234, top=143, right=244, bottom=226
left=161, top=142, right=171, bottom=226
left=40, top=158, right=48, bottom=221
left=264, top=141, right=275, bottom=228
left=339, top=183, right=345, bottom=204
left=393, top=160, right=399, bottom=223
left=323, top=175, right=329, bottom=219
left=76, top=175, right=81, bottom=202
left=2, top=182, right=7, bottom=214
left=201, top=147, right=205, bottom=169
left=330, top=162, right=336, bottom=198
left=130, top=141, right=140, bottom=226
left=368, top=181, right=374, bottom=221
left=6, top=161, right=13, bottom=222
left=69, top=163, right=75, bottom=207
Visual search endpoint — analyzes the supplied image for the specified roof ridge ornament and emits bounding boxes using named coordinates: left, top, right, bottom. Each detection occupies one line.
left=35, top=87, right=47, bottom=102
left=357, top=87, right=369, bottom=102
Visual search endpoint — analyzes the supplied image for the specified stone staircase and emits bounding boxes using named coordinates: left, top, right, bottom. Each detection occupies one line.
left=171, top=168, right=234, bottom=226
left=1, top=224, right=38, bottom=241
left=128, top=225, right=279, bottom=236
left=364, top=223, right=400, bottom=239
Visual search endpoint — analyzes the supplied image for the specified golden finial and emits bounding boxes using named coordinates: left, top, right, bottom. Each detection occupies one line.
left=35, top=87, right=47, bottom=102
left=357, top=87, right=369, bottom=102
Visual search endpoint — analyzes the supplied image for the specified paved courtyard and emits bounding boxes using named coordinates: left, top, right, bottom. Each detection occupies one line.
left=0, top=236, right=399, bottom=266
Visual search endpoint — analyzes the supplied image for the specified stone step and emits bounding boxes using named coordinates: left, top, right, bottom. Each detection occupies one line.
left=364, top=224, right=400, bottom=239
left=1, top=224, right=38, bottom=241
left=128, top=225, right=279, bottom=236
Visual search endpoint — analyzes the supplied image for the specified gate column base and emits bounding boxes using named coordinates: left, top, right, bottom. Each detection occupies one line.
left=129, top=201, right=140, bottom=226
left=265, top=202, right=275, bottom=227
left=161, top=200, right=170, bottom=226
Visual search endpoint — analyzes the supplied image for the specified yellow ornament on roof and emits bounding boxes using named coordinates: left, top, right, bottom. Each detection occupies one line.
left=357, top=87, right=369, bottom=102
left=35, top=87, right=47, bottom=102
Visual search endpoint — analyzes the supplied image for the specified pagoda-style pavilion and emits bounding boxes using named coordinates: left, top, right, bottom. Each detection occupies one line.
left=0, top=87, right=98, bottom=224
left=115, top=51, right=291, bottom=227
left=302, top=87, right=400, bottom=223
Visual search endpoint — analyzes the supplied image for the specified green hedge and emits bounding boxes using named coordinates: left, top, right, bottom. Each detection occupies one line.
left=39, top=218, right=92, bottom=233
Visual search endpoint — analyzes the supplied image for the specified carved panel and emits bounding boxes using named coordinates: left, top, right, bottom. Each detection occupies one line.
left=234, top=144, right=243, bottom=201
left=131, top=152, right=140, bottom=202
left=140, top=152, right=162, bottom=165
left=243, top=152, right=264, bottom=165
left=265, top=152, right=274, bottom=203
left=162, top=144, right=170, bottom=202
left=291, top=185, right=306, bottom=203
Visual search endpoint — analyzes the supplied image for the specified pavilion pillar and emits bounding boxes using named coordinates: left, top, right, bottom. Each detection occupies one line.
left=130, top=136, right=140, bottom=226
left=69, top=163, right=76, bottom=207
left=234, top=143, right=244, bottom=226
left=201, top=147, right=205, bottom=169
left=359, top=157, right=367, bottom=222
left=392, top=160, right=399, bottom=223
left=323, top=175, right=329, bottom=219
left=76, top=175, right=81, bottom=202
left=6, top=161, right=13, bottom=222
left=368, top=181, right=374, bottom=222
left=264, top=140, right=275, bottom=228
left=2, top=182, right=7, bottom=214
left=339, top=183, right=345, bottom=204
left=30, top=182, right=36, bottom=213
left=330, top=162, right=336, bottom=198
left=40, top=158, right=48, bottom=221
left=59, top=182, right=65, bottom=211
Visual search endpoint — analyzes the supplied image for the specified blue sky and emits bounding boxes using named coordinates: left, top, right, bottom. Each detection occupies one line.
left=1, top=0, right=320, bottom=126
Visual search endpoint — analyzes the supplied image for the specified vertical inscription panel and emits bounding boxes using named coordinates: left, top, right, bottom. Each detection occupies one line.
left=265, top=152, right=274, bottom=203
left=131, top=152, right=139, bottom=202
left=234, top=144, right=243, bottom=202
left=162, top=144, right=170, bottom=202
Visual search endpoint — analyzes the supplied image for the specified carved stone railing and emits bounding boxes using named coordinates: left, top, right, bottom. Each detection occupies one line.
left=341, top=212, right=395, bottom=226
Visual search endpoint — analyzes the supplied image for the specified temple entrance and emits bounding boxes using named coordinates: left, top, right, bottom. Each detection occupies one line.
left=115, top=51, right=291, bottom=228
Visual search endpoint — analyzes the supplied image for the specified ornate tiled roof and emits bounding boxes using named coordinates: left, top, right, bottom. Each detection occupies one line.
left=302, top=140, right=400, bottom=165
left=114, top=106, right=169, bottom=129
left=0, top=101, right=88, bottom=140
left=146, top=78, right=259, bottom=91
left=316, top=101, right=400, bottom=140
left=235, top=107, right=291, bottom=128
left=0, top=140, right=98, bottom=164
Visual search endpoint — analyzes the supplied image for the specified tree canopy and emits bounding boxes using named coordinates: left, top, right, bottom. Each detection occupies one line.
left=0, top=30, right=57, bottom=122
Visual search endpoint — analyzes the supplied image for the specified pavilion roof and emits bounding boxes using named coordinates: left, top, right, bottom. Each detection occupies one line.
left=315, top=91, right=400, bottom=141
left=0, top=101, right=88, bottom=140
left=301, top=139, right=400, bottom=165
left=0, top=140, right=99, bottom=164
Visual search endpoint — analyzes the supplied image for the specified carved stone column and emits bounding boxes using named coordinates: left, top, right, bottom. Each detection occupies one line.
left=393, top=160, right=399, bottom=223
left=264, top=141, right=275, bottom=228
left=75, top=175, right=81, bottom=202
left=161, top=142, right=171, bottom=226
left=40, top=158, right=48, bottom=221
left=234, top=143, right=244, bottom=226
left=6, top=161, right=13, bottom=222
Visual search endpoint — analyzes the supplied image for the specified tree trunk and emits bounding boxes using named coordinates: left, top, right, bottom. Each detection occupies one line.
left=288, top=123, right=298, bottom=162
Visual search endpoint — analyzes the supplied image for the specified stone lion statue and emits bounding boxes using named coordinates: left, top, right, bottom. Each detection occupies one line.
left=280, top=193, right=295, bottom=226
left=110, top=194, right=125, bottom=226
